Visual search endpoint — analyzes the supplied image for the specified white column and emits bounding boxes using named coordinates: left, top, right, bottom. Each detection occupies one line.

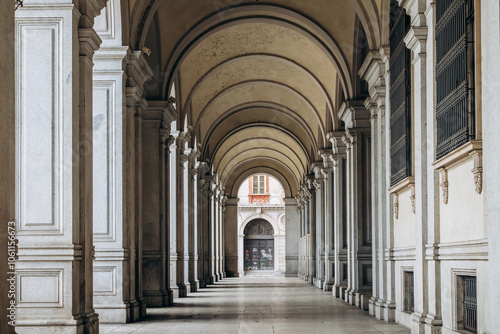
left=483, top=0, right=500, bottom=331
left=359, top=49, right=393, bottom=320
left=0, top=3, right=15, bottom=333
left=328, top=135, right=347, bottom=299
left=210, top=185, right=218, bottom=282
left=197, top=164, right=211, bottom=287
left=174, top=132, right=188, bottom=296
left=313, top=165, right=325, bottom=289
left=168, top=135, right=179, bottom=296
left=340, top=100, right=372, bottom=308
left=141, top=119, right=170, bottom=307
left=92, top=41, right=153, bottom=322
left=284, top=198, right=299, bottom=277
left=187, top=150, right=200, bottom=291
left=15, top=0, right=104, bottom=331
left=297, top=199, right=304, bottom=279
left=219, top=194, right=227, bottom=278
left=343, top=131, right=355, bottom=305
left=224, top=198, right=240, bottom=276
left=306, top=179, right=316, bottom=284
left=404, top=23, right=431, bottom=333
left=319, top=150, right=335, bottom=291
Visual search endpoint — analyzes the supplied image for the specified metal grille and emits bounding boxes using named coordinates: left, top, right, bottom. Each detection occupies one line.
left=435, top=0, right=475, bottom=159
left=404, top=271, right=415, bottom=313
left=389, top=0, right=412, bottom=186
left=463, top=276, right=477, bottom=333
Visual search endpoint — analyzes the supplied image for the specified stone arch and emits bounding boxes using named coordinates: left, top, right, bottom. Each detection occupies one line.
left=243, top=219, right=275, bottom=237
left=161, top=6, right=354, bottom=100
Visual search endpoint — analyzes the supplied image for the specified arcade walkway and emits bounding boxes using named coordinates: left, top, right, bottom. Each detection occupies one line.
left=101, top=277, right=410, bottom=334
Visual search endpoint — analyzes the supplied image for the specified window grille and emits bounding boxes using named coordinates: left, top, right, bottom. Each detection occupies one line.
left=435, top=0, right=475, bottom=159
left=463, top=276, right=477, bottom=333
left=389, top=0, right=412, bottom=186
left=404, top=271, right=414, bottom=313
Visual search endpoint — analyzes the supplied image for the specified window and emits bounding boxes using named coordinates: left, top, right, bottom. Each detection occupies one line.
left=249, top=175, right=270, bottom=204
left=436, top=0, right=476, bottom=159
left=389, top=0, right=412, bottom=186
left=404, top=271, right=415, bottom=313
left=457, top=275, right=477, bottom=333
left=252, top=175, right=266, bottom=194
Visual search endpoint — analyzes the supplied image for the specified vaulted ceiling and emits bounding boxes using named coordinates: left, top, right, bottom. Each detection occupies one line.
left=128, top=0, right=388, bottom=197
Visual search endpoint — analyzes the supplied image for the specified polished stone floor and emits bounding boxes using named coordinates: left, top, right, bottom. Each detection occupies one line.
left=101, top=276, right=410, bottom=334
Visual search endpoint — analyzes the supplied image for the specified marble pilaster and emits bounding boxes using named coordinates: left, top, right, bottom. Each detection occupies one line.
left=327, top=133, right=347, bottom=298
left=284, top=198, right=299, bottom=277
left=0, top=2, right=15, bottom=333
left=14, top=0, right=104, bottom=331
left=340, top=100, right=372, bottom=309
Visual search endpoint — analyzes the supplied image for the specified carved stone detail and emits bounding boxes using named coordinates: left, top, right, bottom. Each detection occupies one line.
left=410, top=184, right=415, bottom=214
left=393, top=193, right=399, bottom=219
left=473, top=169, right=482, bottom=194
left=470, top=151, right=483, bottom=194
left=438, top=168, right=448, bottom=205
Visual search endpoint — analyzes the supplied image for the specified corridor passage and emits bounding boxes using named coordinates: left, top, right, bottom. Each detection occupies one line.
left=101, top=277, right=410, bottom=334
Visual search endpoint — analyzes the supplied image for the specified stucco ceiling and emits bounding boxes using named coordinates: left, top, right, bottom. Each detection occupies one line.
left=134, top=0, right=386, bottom=196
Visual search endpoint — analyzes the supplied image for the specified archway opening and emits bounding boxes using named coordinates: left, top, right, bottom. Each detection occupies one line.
left=236, top=174, right=286, bottom=276
left=244, top=219, right=275, bottom=271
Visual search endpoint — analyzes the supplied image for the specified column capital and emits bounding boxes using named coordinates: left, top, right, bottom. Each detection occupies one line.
left=404, top=26, right=428, bottom=55
left=178, top=153, right=188, bottom=165
left=165, top=135, right=176, bottom=148
left=126, top=51, right=153, bottom=107
left=338, top=100, right=371, bottom=129
left=159, top=128, right=171, bottom=143
left=327, top=131, right=347, bottom=156
left=318, top=149, right=334, bottom=168
left=358, top=50, right=386, bottom=95
left=341, top=130, right=355, bottom=148
left=79, top=28, right=102, bottom=58
left=197, top=162, right=210, bottom=177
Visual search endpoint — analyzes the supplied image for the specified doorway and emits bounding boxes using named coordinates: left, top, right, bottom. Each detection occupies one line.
left=243, top=219, right=274, bottom=271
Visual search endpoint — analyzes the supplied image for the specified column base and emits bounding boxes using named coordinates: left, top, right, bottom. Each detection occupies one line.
left=333, top=285, right=343, bottom=298
left=177, top=284, right=187, bottom=298
left=198, top=278, right=206, bottom=288
left=339, top=286, right=347, bottom=300
left=144, top=290, right=173, bottom=307
left=347, top=289, right=356, bottom=305
left=369, top=297, right=378, bottom=317
left=95, top=303, right=132, bottom=324
left=315, top=278, right=324, bottom=289
left=383, top=302, right=396, bottom=322
left=190, top=280, right=199, bottom=292
left=17, top=312, right=99, bottom=334
left=411, top=312, right=426, bottom=334
left=323, top=281, right=334, bottom=291
left=424, top=314, right=443, bottom=333
left=205, top=275, right=214, bottom=285
left=354, top=292, right=371, bottom=310
left=137, top=297, right=147, bottom=320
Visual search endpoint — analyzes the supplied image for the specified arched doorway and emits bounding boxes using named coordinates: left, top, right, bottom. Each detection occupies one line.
left=244, top=219, right=275, bottom=271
